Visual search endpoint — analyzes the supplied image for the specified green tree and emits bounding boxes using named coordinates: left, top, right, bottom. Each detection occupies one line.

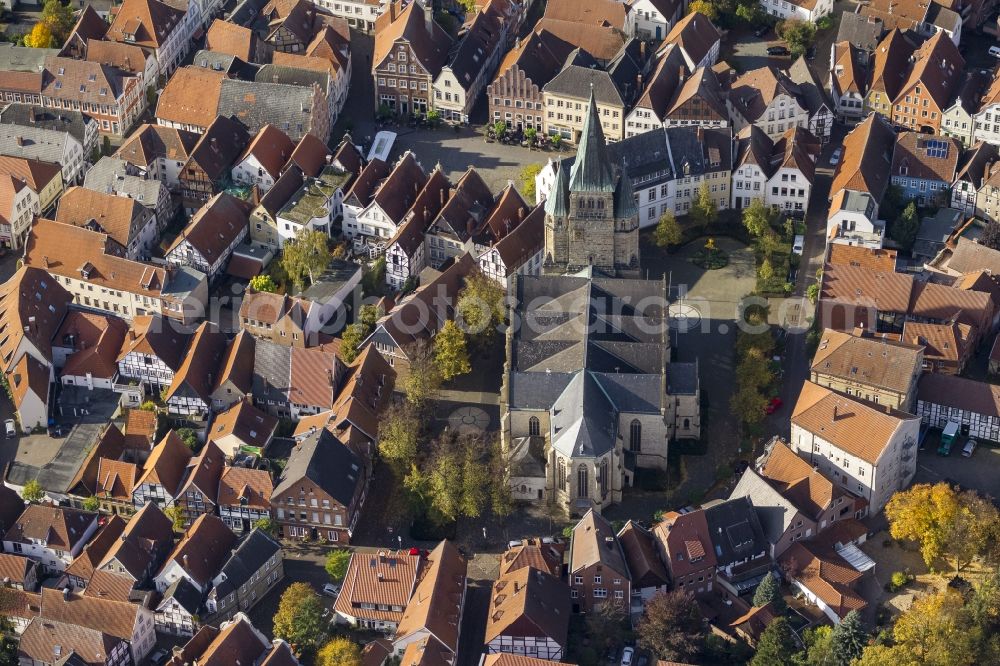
left=759, top=257, right=775, bottom=283
left=829, top=610, right=867, bottom=666
left=806, top=283, right=820, bottom=304
left=752, top=616, right=799, bottom=666
left=753, top=571, right=785, bottom=612
left=743, top=198, right=771, bottom=238
left=176, top=428, right=199, bottom=451
left=282, top=230, right=330, bottom=289
left=40, top=0, right=74, bottom=44
left=456, top=270, right=505, bottom=343
left=361, top=256, right=386, bottom=296
left=488, top=435, right=514, bottom=521
left=519, top=163, right=542, bottom=201
left=403, top=341, right=442, bottom=409
left=82, top=496, right=100, bottom=512
left=249, top=274, right=277, bottom=292
left=524, top=127, right=538, bottom=147
left=688, top=0, right=719, bottom=20
left=636, top=590, right=705, bottom=661
left=164, top=505, right=186, bottom=531
left=426, top=434, right=464, bottom=523
left=324, top=549, right=351, bottom=582
left=735, top=1, right=764, bottom=24
left=252, top=517, right=278, bottom=536
left=493, top=120, right=507, bottom=140
left=272, top=582, right=325, bottom=654
left=890, top=201, right=920, bottom=251
left=690, top=181, right=717, bottom=231
left=359, top=303, right=380, bottom=330
left=550, top=134, right=562, bottom=149
left=586, top=601, right=630, bottom=656
left=654, top=211, right=682, bottom=248
left=426, top=109, right=441, bottom=126
left=316, top=637, right=362, bottom=666
left=796, top=625, right=835, bottom=666
left=377, top=405, right=420, bottom=475
left=434, top=320, right=471, bottom=380
left=777, top=19, right=816, bottom=58
left=340, top=323, right=366, bottom=363
left=21, top=479, right=43, bottom=503
left=140, top=400, right=157, bottom=412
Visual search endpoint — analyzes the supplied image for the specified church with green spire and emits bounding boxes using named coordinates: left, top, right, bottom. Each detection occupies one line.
left=543, top=88, right=640, bottom=278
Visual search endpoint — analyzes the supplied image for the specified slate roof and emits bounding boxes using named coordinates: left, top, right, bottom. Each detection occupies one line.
left=836, top=11, right=883, bottom=51
left=158, top=576, right=203, bottom=615
left=161, top=514, right=237, bottom=588
left=83, top=156, right=166, bottom=208
left=211, top=528, right=281, bottom=600
left=0, top=124, right=78, bottom=165
left=272, top=427, right=362, bottom=507
left=730, top=468, right=799, bottom=546
left=0, top=104, right=94, bottom=148
left=703, top=496, right=770, bottom=568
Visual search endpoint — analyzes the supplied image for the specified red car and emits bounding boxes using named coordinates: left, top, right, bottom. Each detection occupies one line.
left=765, top=397, right=783, bottom=414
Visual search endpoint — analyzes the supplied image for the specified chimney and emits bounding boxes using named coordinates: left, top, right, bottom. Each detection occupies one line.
left=424, top=0, right=434, bottom=35
left=517, top=206, right=524, bottom=221
left=640, top=41, right=646, bottom=60
left=15, top=136, right=22, bottom=147
left=833, top=405, right=838, bottom=421
left=182, top=553, right=189, bottom=569
left=440, top=186, right=446, bottom=207
left=62, top=587, right=70, bottom=601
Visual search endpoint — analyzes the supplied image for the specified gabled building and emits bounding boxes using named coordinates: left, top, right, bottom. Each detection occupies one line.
left=154, top=513, right=237, bottom=595
left=733, top=438, right=868, bottom=558
left=372, top=0, right=453, bottom=117
left=334, top=549, right=422, bottom=631
left=53, top=311, right=129, bottom=392
left=902, top=319, right=973, bottom=374
left=0, top=123, right=85, bottom=186
left=168, top=612, right=298, bottom=665
left=727, top=66, right=810, bottom=142
left=105, top=0, right=197, bottom=80
left=163, top=321, right=227, bottom=417
left=205, top=528, right=283, bottom=623
left=175, top=441, right=226, bottom=524
left=94, top=502, right=174, bottom=589
left=432, top=0, right=508, bottom=124
left=487, top=29, right=575, bottom=133
left=630, top=0, right=683, bottom=40
left=55, top=186, right=157, bottom=260
left=484, top=565, right=571, bottom=661
left=617, top=520, right=668, bottom=613
left=889, top=32, right=963, bottom=135
left=778, top=541, right=868, bottom=624
left=64, top=515, right=126, bottom=589
left=703, top=497, right=772, bottom=599
left=209, top=398, right=278, bottom=458
left=942, top=70, right=989, bottom=147
left=231, top=124, right=295, bottom=193
left=658, top=11, right=720, bottom=71
left=0, top=103, right=99, bottom=160
left=343, top=151, right=426, bottom=251
left=477, top=202, right=545, bottom=289
left=177, top=115, right=251, bottom=213
left=216, top=465, right=274, bottom=534
left=2, top=505, right=98, bottom=574
left=384, top=166, right=451, bottom=289
left=568, top=510, right=631, bottom=613
left=859, top=0, right=962, bottom=45
left=271, top=427, right=367, bottom=543
left=115, top=123, right=200, bottom=191
left=82, top=156, right=174, bottom=234
left=809, top=327, right=923, bottom=411
left=117, top=315, right=193, bottom=390
left=0, top=173, right=39, bottom=251
left=951, top=142, right=999, bottom=217
left=760, top=0, right=833, bottom=21
left=131, top=431, right=193, bottom=509
left=165, top=192, right=253, bottom=279
left=827, top=113, right=895, bottom=248
left=423, top=167, right=495, bottom=268
left=829, top=41, right=868, bottom=123
left=790, top=381, right=920, bottom=514
left=0, top=155, right=63, bottom=214
left=392, top=540, right=467, bottom=660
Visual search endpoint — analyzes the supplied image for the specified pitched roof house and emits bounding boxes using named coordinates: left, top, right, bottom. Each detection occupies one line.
left=484, top=566, right=571, bottom=661
left=393, top=540, right=467, bottom=660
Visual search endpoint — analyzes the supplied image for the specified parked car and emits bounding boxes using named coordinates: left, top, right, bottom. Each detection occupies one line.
left=990, top=45, right=1000, bottom=58
left=4, top=419, right=15, bottom=439
left=322, top=583, right=340, bottom=597
left=621, top=647, right=635, bottom=666
left=792, top=235, right=804, bottom=255
left=962, top=439, right=977, bottom=457
left=805, top=45, right=816, bottom=59
left=767, top=46, right=790, bottom=56
left=830, top=148, right=843, bottom=165
left=754, top=25, right=770, bottom=37
left=149, top=649, right=169, bottom=666
left=765, top=397, right=783, bottom=415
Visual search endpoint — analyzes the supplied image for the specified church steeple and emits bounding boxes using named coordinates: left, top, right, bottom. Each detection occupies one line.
left=568, top=86, right=615, bottom=193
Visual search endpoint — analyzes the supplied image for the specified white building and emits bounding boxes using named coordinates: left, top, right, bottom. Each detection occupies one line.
left=728, top=66, right=811, bottom=141
left=916, top=373, right=1000, bottom=442
left=311, top=0, right=383, bottom=31
left=973, top=73, right=1000, bottom=147
left=2, top=505, right=98, bottom=574
left=343, top=152, right=425, bottom=251
left=0, top=174, right=39, bottom=250
left=231, top=125, right=295, bottom=194
left=789, top=382, right=919, bottom=515
left=760, top=0, right=833, bottom=22
left=629, top=0, right=683, bottom=41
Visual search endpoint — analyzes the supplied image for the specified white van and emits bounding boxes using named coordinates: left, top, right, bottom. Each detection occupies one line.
left=990, top=46, right=1000, bottom=59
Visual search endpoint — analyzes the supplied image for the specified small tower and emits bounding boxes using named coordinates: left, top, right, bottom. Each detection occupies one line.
left=543, top=86, right=640, bottom=277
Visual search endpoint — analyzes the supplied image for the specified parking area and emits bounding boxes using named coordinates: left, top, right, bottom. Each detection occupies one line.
left=914, top=429, right=1000, bottom=499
